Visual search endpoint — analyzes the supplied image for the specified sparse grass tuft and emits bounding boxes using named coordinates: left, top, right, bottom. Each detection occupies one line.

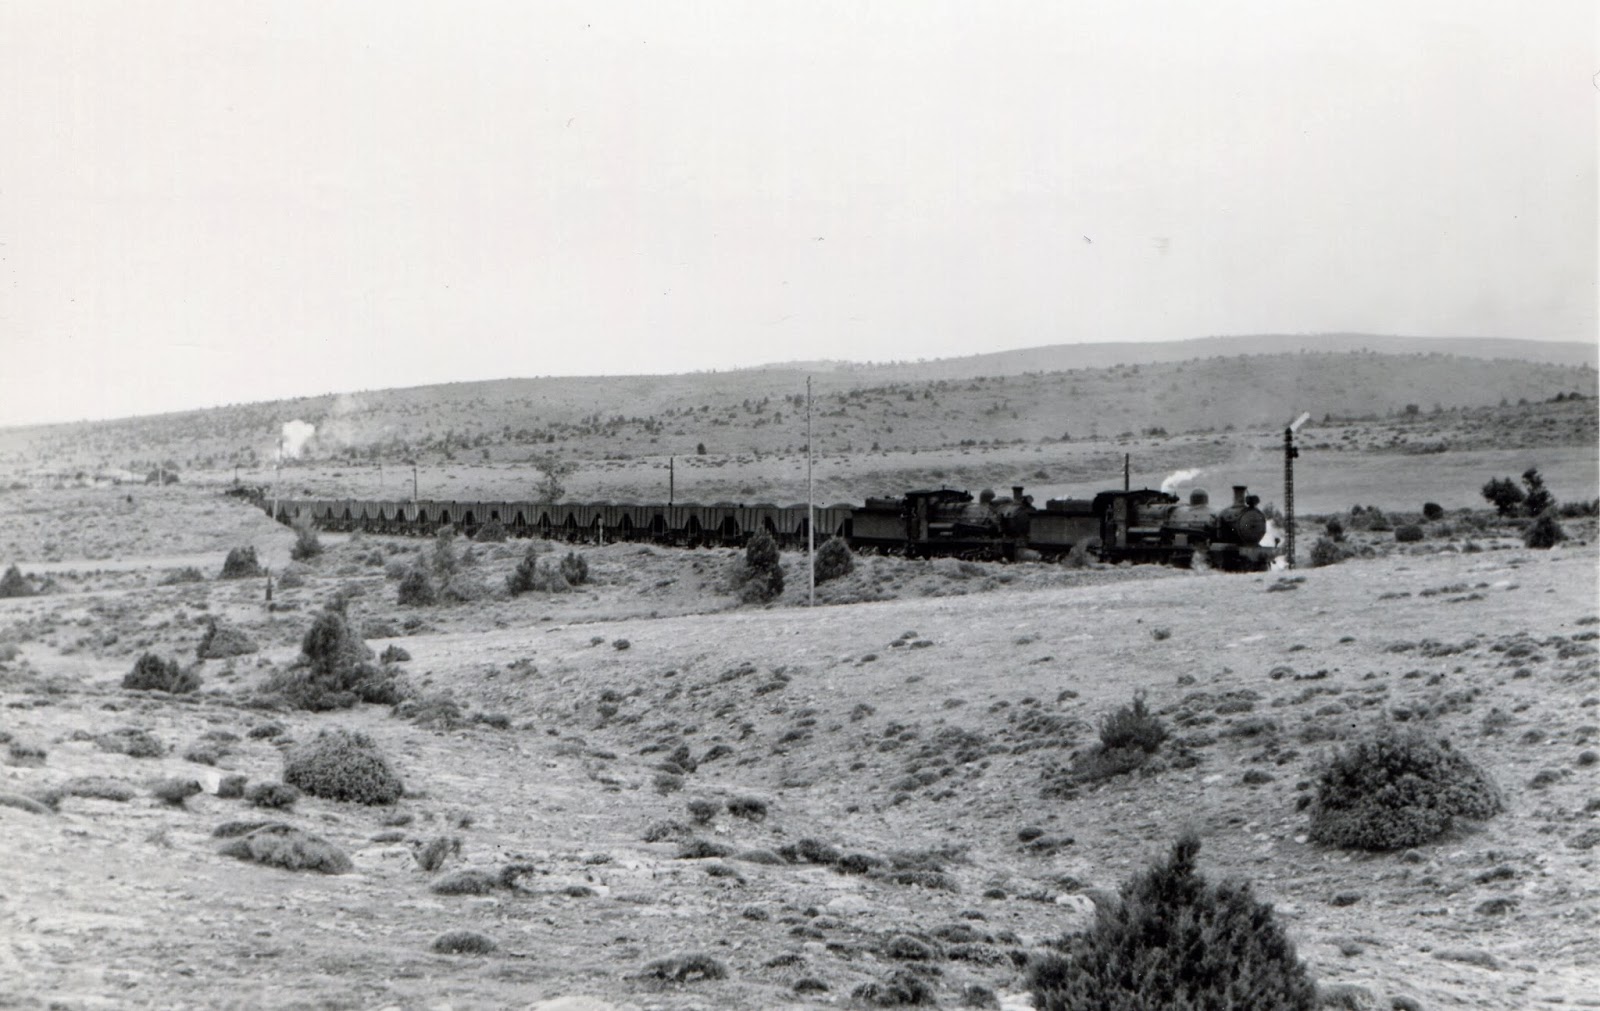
left=415, top=835, right=461, bottom=872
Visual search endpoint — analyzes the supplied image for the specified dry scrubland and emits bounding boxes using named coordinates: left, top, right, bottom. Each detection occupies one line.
left=1, top=473, right=1598, bottom=1009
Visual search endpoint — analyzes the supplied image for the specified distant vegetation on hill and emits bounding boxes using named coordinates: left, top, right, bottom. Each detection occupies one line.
left=0, top=336, right=1593, bottom=477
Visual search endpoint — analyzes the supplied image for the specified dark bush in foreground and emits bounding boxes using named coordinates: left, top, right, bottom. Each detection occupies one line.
left=197, top=618, right=258, bottom=659
left=814, top=536, right=854, bottom=584
left=0, top=564, right=36, bottom=598
left=151, top=778, right=203, bottom=806
left=1481, top=477, right=1525, bottom=516
left=430, top=869, right=498, bottom=895
left=220, top=547, right=265, bottom=580
left=219, top=824, right=352, bottom=874
left=1098, top=692, right=1167, bottom=754
left=265, top=609, right=400, bottom=710
left=1028, top=834, right=1316, bottom=1011
left=432, top=929, right=497, bottom=955
left=1524, top=511, right=1568, bottom=549
left=397, top=565, right=438, bottom=606
left=851, top=969, right=936, bottom=1006
left=122, top=653, right=201, bottom=694
left=283, top=728, right=404, bottom=805
left=740, top=530, right=784, bottom=603
left=1394, top=524, right=1425, bottom=543
left=1422, top=502, right=1445, bottom=521
left=1308, top=727, right=1502, bottom=851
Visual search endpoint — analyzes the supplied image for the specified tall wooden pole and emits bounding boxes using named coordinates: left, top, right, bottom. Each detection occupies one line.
left=807, top=376, right=815, bottom=608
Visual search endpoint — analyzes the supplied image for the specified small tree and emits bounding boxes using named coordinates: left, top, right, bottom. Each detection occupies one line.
left=531, top=453, right=575, bottom=502
left=1422, top=502, right=1444, bottom=521
left=741, top=530, right=784, bottom=603
left=1309, top=537, right=1344, bottom=567
left=1027, top=834, right=1316, bottom=1011
left=1481, top=477, right=1525, bottom=516
left=220, top=547, right=264, bottom=580
left=398, top=566, right=438, bottom=606
left=1524, top=510, right=1567, bottom=549
left=506, top=547, right=540, bottom=596
left=559, top=551, right=589, bottom=586
left=696, top=442, right=707, bottom=456
left=813, top=536, right=854, bottom=584
left=1521, top=468, right=1554, bottom=516
left=123, top=653, right=201, bottom=694
left=290, top=523, right=323, bottom=562
left=0, top=564, right=35, bottom=598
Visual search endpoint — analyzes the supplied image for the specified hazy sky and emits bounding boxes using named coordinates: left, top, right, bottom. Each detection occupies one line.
left=2, top=1, right=1595, bottom=426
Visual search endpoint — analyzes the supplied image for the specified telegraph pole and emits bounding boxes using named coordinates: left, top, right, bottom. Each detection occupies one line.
left=807, top=376, right=815, bottom=608
left=669, top=456, right=675, bottom=505
left=411, top=461, right=419, bottom=503
left=1285, top=413, right=1310, bottom=568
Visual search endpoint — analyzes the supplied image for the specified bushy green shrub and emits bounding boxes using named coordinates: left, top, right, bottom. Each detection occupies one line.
left=473, top=518, right=508, bottom=543
left=1481, top=477, right=1525, bottom=516
left=1422, top=502, right=1445, bottom=521
left=814, top=536, right=854, bottom=584
left=123, top=653, right=201, bottom=694
left=1521, top=467, right=1554, bottom=516
left=197, top=618, right=258, bottom=659
left=220, top=546, right=264, bottom=579
left=741, top=530, right=784, bottom=603
left=1097, top=692, right=1167, bottom=754
left=1028, top=834, right=1316, bottom=1011
left=264, top=607, right=400, bottom=710
left=397, top=565, right=437, bottom=606
left=432, top=929, right=497, bottom=955
left=0, top=564, right=36, bottom=598
left=218, top=824, right=352, bottom=874
left=290, top=523, right=323, bottom=562
left=1307, top=726, right=1502, bottom=851
left=1323, top=518, right=1344, bottom=541
left=1309, top=537, right=1344, bottom=568
left=283, top=728, right=404, bottom=805
left=246, top=782, right=300, bottom=810
left=559, top=551, right=589, bottom=586
left=1394, top=524, right=1425, bottom=543
left=1524, top=511, right=1568, bottom=549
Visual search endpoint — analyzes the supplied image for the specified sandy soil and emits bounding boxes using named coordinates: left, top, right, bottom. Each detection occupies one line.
left=1, top=482, right=1597, bottom=1009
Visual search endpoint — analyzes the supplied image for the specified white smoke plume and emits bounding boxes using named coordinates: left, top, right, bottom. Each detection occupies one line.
left=279, top=420, right=316, bottom=461
left=1160, top=468, right=1204, bottom=494
left=1262, top=518, right=1289, bottom=571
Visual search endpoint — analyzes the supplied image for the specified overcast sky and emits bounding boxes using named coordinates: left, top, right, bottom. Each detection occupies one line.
left=2, top=1, right=1595, bottom=426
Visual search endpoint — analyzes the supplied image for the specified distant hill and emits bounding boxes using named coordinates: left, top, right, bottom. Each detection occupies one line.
left=0, top=336, right=1593, bottom=475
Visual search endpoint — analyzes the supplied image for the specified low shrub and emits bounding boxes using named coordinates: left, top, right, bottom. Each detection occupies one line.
left=197, top=618, right=258, bottom=659
left=216, top=774, right=248, bottom=799
left=1309, top=537, right=1344, bottom=568
left=431, top=869, right=498, bottom=895
left=282, top=728, right=404, bottom=805
left=397, top=566, right=438, bottom=606
left=638, top=952, right=728, bottom=983
left=290, top=523, right=323, bottom=562
left=220, top=547, right=265, bottom=580
left=814, top=536, right=854, bottom=584
left=95, top=728, right=165, bottom=758
left=61, top=777, right=135, bottom=802
left=0, top=564, right=36, bottom=598
left=160, top=567, right=205, bottom=585
left=123, top=653, right=201, bottom=694
left=264, top=609, right=400, bottom=710
left=1308, top=726, right=1503, bottom=851
left=850, top=969, right=935, bottom=1006
left=1323, top=518, right=1345, bottom=542
left=246, top=782, right=300, bottom=810
left=415, top=834, right=461, bottom=872
left=380, top=644, right=411, bottom=663
left=432, top=929, right=497, bottom=955
left=1394, top=524, right=1425, bottom=543
left=559, top=551, right=589, bottom=586
left=218, top=824, right=352, bottom=874
left=1422, top=502, right=1445, bottom=521
left=1027, top=834, right=1315, bottom=1011
left=1524, top=511, right=1568, bottom=550
left=1097, top=692, right=1167, bottom=754
left=151, top=778, right=203, bottom=806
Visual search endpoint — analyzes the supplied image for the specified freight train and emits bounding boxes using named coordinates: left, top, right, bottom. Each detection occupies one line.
left=252, top=480, right=1277, bottom=571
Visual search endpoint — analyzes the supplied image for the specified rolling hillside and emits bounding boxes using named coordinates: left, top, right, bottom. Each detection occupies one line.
left=0, top=336, right=1593, bottom=477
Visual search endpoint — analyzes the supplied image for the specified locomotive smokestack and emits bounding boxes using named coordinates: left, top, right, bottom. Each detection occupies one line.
left=1012, top=486, right=1024, bottom=501
left=1232, top=485, right=1246, bottom=508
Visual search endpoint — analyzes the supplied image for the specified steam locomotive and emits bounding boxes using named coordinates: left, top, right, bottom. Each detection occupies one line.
left=257, top=480, right=1276, bottom=571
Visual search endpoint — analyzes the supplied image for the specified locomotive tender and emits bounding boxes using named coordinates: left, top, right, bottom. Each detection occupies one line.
left=259, top=479, right=1276, bottom=571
